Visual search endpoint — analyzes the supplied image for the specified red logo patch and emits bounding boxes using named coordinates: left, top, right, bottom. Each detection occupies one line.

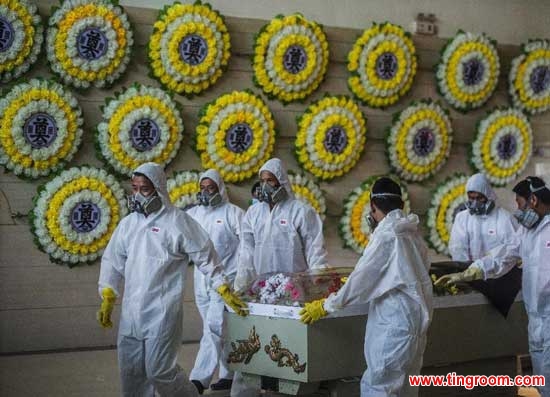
left=280, top=219, right=287, bottom=225
left=151, top=227, right=160, bottom=233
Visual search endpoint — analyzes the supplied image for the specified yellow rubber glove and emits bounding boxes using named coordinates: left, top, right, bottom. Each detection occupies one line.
left=434, top=266, right=484, bottom=287
left=299, top=299, right=327, bottom=324
left=217, top=284, right=248, bottom=316
left=97, top=287, right=116, bottom=328
left=340, top=276, right=348, bottom=284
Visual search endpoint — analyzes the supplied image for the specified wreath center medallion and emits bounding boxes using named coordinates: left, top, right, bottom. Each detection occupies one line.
left=226, top=123, right=253, bottom=153
left=376, top=52, right=398, bottom=80
left=530, top=66, right=550, bottom=94
left=23, top=113, right=58, bottom=149
left=70, top=202, right=101, bottom=233
left=129, top=118, right=161, bottom=151
left=497, top=134, right=517, bottom=160
left=413, top=128, right=435, bottom=157
left=0, top=17, right=15, bottom=52
left=283, top=45, right=307, bottom=74
left=323, top=125, right=348, bottom=154
left=179, top=34, right=208, bottom=66
left=462, top=57, right=485, bottom=86
left=77, top=27, right=108, bottom=60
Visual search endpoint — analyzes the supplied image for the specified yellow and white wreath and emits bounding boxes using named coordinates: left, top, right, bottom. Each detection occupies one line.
left=149, top=1, right=230, bottom=96
left=0, top=79, right=83, bottom=179
left=426, top=174, right=468, bottom=255
left=387, top=100, right=453, bottom=182
left=471, top=107, right=532, bottom=186
left=288, top=171, right=326, bottom=220
left=46, top=0, right=133, bottom=88
left=96, top=84, right=184, bottom=177
left=295, top=95, right=367, bottom=180
left=340, top=176, right=410, bottom=254
left=30, top=166, right=128, bottom=266
left=0, top=0, right=43, bottom=82
left=436, top=31, right=500, bottom=112
left=347, top=22, right=417, bottom=108
left=167, top=170, right=201, bottom=209
left=509, top=39, right=550, bottom=115
left=253, top=14, right=329, bottom=103
left=195, top=90, right=276, bottom=183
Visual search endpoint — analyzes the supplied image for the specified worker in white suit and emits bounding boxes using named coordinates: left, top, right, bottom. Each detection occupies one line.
left=437, top=176, right=550, bottom=397
left=97, top=162, right=247, bottom=397
left=448, top=173, right=518, bottom=280
left=231, top=158, right=329, bottom=397
left=300, top=177, right=433, bottom=397
left=186, top=169, right=244, bottom=394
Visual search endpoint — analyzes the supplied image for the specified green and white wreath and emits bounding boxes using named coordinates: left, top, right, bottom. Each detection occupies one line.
left=426, top=174, right=468, bottom=256
left=149, top=1, right=231, bottom=96
left=167, top=170, right=201, bottom=209
left=46, top=0, right=133, bottom=88
left=96, top=84, right=184, bottom=177
left=0, top=0, right=43, bottom=82
left=436, top=31, right=500, bottom=111
left=195, top=90, right=276, bottom=183
left=347, top=22, right=417, bottom=108
left=471, top=107, right=533, bottom=186
left=340, top=176, right=410, bottom=254
left=387, top=100, right=453, bottom=182
left=288, top=171, right=326, bottom=220
left=0, top=79, right=83, bottom=179
left=252, top=14, right=329, bottom=103
left=30, top=166, right=127, bottom=266
left=295, top=95, right=367, bottom=181
left=509, top=39, right=550, bottom=115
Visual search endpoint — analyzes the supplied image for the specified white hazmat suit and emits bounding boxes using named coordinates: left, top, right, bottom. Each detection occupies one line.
left=449, top=173, right=518, bottom=278
left=231, top=158, right=329, bottom=397
left=187, top=169, right=244, bottom=387
left=233, top=158, right=328, bottom=293
left=99, top=162, right=225, bottom=397
left=324, top=209, right=433, bottom=397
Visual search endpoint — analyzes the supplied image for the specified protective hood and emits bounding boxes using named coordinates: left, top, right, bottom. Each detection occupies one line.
left=133, top=162, right=171, bottom=208
left=466, top=173, right=496, bottom=201
left=199, top=168, right=228, bottom=202
left=258, top=158, right=295, bottom=199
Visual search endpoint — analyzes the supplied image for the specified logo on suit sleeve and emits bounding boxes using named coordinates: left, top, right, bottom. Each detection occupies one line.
left=546, top=240, right=550, bottom=248
left=488, top=229, right=495, bottom=235
left=151, top=226, right=160, bottom=233
left=280, top=219, right=287, bottom=226
left=216, top=219, right=223, bottom=224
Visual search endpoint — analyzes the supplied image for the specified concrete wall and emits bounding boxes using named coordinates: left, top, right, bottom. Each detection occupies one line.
left=1, top=0, right=549, bottom=353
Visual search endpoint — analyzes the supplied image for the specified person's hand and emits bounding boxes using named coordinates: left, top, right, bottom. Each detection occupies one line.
left=299, top=299, right=327, bottom=324
left=340, top=276, right=348, bottom=284
left=217, top=284, right=248, bottom=316
left=434, top=265, right=483, bottom=287
left=97, top=288, right=116, bottom=328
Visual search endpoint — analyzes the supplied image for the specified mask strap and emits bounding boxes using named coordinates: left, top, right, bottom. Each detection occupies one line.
left=370, top=192, right=402, bottom=198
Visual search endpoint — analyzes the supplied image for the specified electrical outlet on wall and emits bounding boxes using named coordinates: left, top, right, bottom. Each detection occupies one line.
left=412, top=13, right=437, bottom=35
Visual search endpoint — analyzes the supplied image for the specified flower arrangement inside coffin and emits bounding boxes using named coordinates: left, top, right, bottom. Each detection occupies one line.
left=243, top=268, right=353, bottom=306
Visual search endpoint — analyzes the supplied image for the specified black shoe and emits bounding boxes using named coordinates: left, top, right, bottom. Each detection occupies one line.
left=191, top=380, right=204, bottom=395
left=210, top=378, right=233, bottom=390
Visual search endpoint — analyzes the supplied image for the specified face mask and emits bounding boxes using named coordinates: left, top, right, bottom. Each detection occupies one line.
left=128, top=192, right=162, bottom=215
left=366, top=212, right=378, bottom=232
left=465, top=199, right=495, bottom=215
left=259, top=182, right=287, bottom=204
left=513, top=207, right=540, bottom=229
left=197, top=190, right=222, bottom=207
